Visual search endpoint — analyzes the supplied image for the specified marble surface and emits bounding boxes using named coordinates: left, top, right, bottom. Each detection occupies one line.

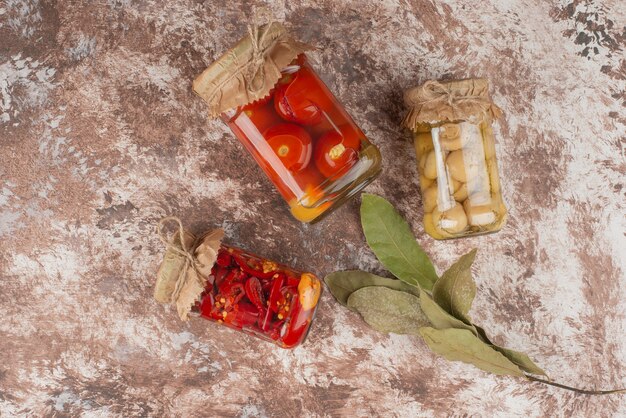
left=1, top=0, right=625, bottom=416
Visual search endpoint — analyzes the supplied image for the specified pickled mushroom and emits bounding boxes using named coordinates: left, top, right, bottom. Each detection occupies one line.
left=422, top=184, right=439, bottom=212
left=453, top=182, right=468, bottom=202
left=463, top=199, right=498, bottom=227
left=414, top=132, right=434, bottom=156
left=449, top=178, right=462, bottom=194
left=432, top=202, right=468, bottom=234
left=439, top=123, right=466, bottom=151
left=440, top=123, right=461, bottom=139
left=420, top=174, right=434, bottom=191
left=421, top=150, right=438, bottom=180
left=446, top=150, right=467, bottom=182
left=423, top=212, right=452, bottom=239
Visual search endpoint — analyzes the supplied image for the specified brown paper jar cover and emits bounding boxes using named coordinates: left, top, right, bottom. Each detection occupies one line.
left=402, top=78, right=503, bottom=131
left=154, top=217, right=223, bottom=321
left=192, top=22, right=314, bottom=117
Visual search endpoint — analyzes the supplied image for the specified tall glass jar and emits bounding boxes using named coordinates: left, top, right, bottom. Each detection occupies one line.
left=403, top=79, right=507, bottom=239
left=221, top=54, right=381, bottom=222
left=194, top=23, right=381, bottom=223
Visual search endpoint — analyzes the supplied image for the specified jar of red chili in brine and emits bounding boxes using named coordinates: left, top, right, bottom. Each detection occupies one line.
left=154, top=218, right=321, bottom=348
left=403, top=79, right=507, bottom=239
left=193, top=23, right=381, bottom=223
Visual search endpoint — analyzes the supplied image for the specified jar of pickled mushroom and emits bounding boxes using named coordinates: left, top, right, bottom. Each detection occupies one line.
left=154, top=217, right=322, bottom=348
left=193, top=22, right=381, bottom=223
left=402, top=79, right=507, bottom=239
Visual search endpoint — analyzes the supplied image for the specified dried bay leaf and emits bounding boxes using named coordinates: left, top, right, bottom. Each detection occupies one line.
left=325, top=270, right=420, bottom=308
left=419, top=327, right=524, bottom=377
left=466, top=324, right=546, bottom=375
left=432, top=249, right=477, bottom=323
left=421, top=292, right=546, bottom=376
left=347, top=287, right=429, bottom=334
left=475, top=324, right=493, bottom=344
left=419, top=289, right=478, bottom=334
left=360, top=194, right=438, bottom=290
left=493, top=346, right=547, bottom=376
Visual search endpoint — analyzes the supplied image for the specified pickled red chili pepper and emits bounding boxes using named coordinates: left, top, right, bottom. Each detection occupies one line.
left=196, top=245, right=321, bottom=348
left=244, top=277, right=265, bottom=309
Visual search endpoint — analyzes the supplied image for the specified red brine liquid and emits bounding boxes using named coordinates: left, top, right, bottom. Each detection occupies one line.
left=222, top=54, right=381, bottom=223
left=195, top=245, right=322, bottom=348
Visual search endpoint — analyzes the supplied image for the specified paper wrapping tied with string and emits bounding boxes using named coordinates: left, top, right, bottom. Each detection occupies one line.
left=192, top=22, right=314, bottom=117
left=154, top=217, right=224, bottom=321
left=402, top=79, right=503, bottom=131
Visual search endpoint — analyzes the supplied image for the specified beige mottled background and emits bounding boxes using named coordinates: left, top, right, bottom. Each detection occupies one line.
left=1, top=0, right=625, bottom=416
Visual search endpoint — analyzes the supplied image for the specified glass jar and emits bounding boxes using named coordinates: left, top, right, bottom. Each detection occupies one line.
left=155, top=218, right=322, bottom=349
left=404, top=79, right=507, bottom=239
left=194, top=244, right=321, bottom=348
left=193, top=23, right=381, bottom=223
left=221, top=53, right=381, bottom=223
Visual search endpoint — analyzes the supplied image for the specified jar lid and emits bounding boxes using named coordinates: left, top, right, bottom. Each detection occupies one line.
left=155, top=217, right=224, bottom=321
left=192, top=22, right=313, bottom=117
left=402, top=78, right=502, bottom=131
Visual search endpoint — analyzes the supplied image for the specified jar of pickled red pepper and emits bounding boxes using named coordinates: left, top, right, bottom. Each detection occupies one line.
left=193, top=23, right=381, bottom=223
left=402, top=79, right=507, bottom=239
left=154, top=217, right=322, bottom=348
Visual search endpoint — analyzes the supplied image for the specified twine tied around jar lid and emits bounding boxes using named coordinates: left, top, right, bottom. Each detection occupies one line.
left=402, top=79, right=503, bottom=131
left=192, top=21, right=314, bottom=117
left=154, top=216, right=224, bottom=321
left=245, top=23, right=274, bottom=94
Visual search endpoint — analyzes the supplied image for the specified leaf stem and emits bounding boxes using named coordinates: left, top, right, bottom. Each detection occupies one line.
left=526, top=375, right=626, bottom=395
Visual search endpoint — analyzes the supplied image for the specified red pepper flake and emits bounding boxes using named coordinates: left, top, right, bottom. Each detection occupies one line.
left=262, top=260, right=278, bottom=274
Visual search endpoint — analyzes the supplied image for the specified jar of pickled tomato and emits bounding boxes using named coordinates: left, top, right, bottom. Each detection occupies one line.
left=193, top=23, right=381, bottom=223
left=402, top=79, right=507, bottom=239
left=154, top=217, right=322, bottom=348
